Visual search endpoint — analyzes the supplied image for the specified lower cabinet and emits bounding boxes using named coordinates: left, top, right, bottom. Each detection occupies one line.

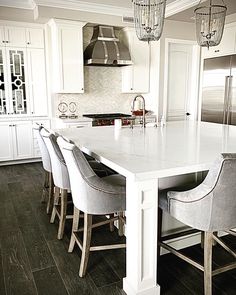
left=0, top=122, right=14, bottom=161
left=0, top=121, right=33, bottom=162
left=0, top=119, right=50, bottom=163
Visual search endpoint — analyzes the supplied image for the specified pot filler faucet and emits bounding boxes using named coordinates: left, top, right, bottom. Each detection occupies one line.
left=132, top=95, right=146, bottom=128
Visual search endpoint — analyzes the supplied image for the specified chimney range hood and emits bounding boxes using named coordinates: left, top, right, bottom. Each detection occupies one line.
left=84, top=25, right=132, bottom=67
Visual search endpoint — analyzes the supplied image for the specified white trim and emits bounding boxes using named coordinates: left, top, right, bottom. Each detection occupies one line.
left=36, top=0, right=133, bottom=17
left=0, top=0, right=36, bottom=10
left=165, top=0, right=201, bottom=18
left=0, top=19, right=45, bottom=28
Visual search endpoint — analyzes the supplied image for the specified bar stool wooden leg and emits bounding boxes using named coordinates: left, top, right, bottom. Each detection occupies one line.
left=204, top=232, right=213, bottom=295
left=50, top=186, right=60, bottom=223
left=57, top=189, right=68, bottom=240
left=41, top=171, right=49, bottom=203
left=201, top=231, right=205, bottom=249
left=109, top=214, right=115, bottom=232
left=47, top=172, right=54, bottom=214
left=118, top=212, right=124, bottom=236
left=68, top=207, right=80, bottom=253
left=157, top=208, right=163, bottom=279
left=79, top=214, right=92, bottom=277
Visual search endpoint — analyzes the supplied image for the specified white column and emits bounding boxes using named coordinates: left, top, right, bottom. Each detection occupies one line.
left=123, top=176, right=160, bottom=295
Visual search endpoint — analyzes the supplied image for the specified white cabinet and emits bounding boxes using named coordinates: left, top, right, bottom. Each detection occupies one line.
left=120, top=28, right=150, bottom=93
left=0, top=25, right=44, bottom=48
left=0, top=122, right=13, bottom=161
left=0, top=42, right=48, bottom=117
left=27, top=48, right=48, bottom=116
left=0, top=121, right=33, bottom=162
left=202, top=23, right=236, bottom=58
left=13, top=121, right=33, bottom=159
left=26, top=28, right=44, bottom=48
left=49, top=19, right=86, bottom=93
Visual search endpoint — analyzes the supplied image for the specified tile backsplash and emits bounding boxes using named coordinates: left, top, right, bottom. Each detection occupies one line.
left=54, top=66, right=135, bottom=117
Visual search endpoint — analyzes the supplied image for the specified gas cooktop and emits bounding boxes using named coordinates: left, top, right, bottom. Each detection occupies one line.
left=83, top=113, right=132, bottom=119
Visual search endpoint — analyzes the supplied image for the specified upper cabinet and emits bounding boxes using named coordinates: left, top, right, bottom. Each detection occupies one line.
left=202, top=23, right=236, bottom=58
left=0, top=22, right=48, bottom=117
left=0, top=25, right=44, bottom=48
left=120, top=28, right=150, bottom=94
left=49, top=19, right=86, bottom=93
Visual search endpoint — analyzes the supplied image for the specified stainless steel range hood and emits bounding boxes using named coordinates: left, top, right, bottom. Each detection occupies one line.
left=84, top=25, right=132, bottom=67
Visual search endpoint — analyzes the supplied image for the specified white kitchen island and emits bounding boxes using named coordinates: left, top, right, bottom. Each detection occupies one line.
left=57, top=121, right=236, bottom=295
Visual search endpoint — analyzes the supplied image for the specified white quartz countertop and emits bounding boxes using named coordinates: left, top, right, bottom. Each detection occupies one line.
left=57, top=121, right=236, bottom=180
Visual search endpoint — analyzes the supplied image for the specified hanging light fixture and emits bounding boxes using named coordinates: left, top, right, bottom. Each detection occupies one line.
left=194, top=0, right=227, bottom=48
left=132, top=0, right=166, bottom=42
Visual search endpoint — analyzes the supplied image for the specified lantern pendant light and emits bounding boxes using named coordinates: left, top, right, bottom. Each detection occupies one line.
left=132, top=0, right=166, bottom=42
left=194, top=0, right=227, bottom=49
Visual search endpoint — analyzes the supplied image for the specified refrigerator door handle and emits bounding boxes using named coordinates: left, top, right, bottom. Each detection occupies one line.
left=226, top=76, right=233, bottom=125
left=223, top=76, right=230, bottom=124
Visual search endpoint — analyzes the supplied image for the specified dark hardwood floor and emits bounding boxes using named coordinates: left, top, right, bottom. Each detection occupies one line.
left=0, top=163, right=235, bottom=295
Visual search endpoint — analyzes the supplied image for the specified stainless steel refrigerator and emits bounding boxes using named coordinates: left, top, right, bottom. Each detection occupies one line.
left=201, top=54, right=236, bottom=125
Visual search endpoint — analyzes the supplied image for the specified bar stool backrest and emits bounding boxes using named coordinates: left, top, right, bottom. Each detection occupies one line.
left=57, top=136, right=126, bottom=215
left=33, top=124, right=51, bottom=172
left=40, top=128, right=70, bottom=190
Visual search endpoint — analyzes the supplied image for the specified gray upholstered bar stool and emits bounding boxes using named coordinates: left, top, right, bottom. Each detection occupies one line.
left=57, top=136, right=126, bottom=277
left=158, top=153, right=236, bottom=295
left=41, top=127, right=71, bottom=240
left=33, top=123, right=54, bottom=214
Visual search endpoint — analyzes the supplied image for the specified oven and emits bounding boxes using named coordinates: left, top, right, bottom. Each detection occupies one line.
left=83, top=113, right=133, bottom=127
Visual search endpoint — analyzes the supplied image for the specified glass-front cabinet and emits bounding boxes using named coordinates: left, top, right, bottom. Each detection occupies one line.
left=0, top=47, right=29, bottom=116
left=8, top=49, right=28, bottom=115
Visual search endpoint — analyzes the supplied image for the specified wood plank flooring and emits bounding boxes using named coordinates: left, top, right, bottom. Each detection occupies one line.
left=0, top=163, right=235, bottom=294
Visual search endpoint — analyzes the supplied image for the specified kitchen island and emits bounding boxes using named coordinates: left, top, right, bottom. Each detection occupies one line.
left=57, top=121, right=236, bottom=295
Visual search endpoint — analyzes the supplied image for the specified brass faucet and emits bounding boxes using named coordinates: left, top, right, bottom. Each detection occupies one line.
left=132, top=95, right=146, bottom=128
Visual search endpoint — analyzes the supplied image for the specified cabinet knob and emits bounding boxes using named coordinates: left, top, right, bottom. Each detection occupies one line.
left=2, top=40, right=5, bottom=43
left=27, top=42, right=30, bottom=45
left=5, top=41, right=9, bottom=43
left=130, top=88, right=133, bottom=90
left=215, top=50, right=220, bottom=53
left=81, top=88, right=84, bottom=90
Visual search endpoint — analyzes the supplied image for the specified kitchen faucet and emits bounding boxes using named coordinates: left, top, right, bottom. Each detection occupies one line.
left=132, top=95, right=146, bottom=128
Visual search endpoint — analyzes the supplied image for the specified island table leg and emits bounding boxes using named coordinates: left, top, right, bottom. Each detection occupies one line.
left=123, top=176, right=160, bottom=295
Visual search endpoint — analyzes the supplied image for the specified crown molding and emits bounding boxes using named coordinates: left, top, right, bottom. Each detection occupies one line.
left=165, top=0, right=200, bottom=18
left=36, top=0, right=133, bottom=17
left=0, top=0, right=202, bottom=20
left=0, top=0, right=36, bottom=9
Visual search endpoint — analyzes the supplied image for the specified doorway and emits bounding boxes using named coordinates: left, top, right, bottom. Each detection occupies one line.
left=163, top=39, right=200, bottom=121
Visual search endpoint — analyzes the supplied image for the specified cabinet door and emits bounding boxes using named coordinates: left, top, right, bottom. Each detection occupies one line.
left=122, top=29, right=150, bottom=93
left=27, top=48, right=48, bottom=116
left=50, top=20, right=85, bottom=93
left=60, top=26, right=84, bottom=93
left=202, top=25, right=236, bottom=58
left=0, top=123, right=13, bottom=161
left=5, top=26, right=26, bottom=47
left=0, top=26, right=5, bottom=46
left=12, top=121, right=33, bottom=159
left=6, top=48, right=30, bottom=115
left=26, top=28, right=44, bottom=48
left=0, top=48, right=11, bottom=115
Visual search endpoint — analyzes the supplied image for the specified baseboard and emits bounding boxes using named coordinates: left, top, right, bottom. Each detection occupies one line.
left=0, top=158, right=41, bottom=166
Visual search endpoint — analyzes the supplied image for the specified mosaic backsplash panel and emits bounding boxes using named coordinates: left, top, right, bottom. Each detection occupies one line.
left=54, top=26, right=136, bottom=117
left=54, top=66, right=135, bottom=117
